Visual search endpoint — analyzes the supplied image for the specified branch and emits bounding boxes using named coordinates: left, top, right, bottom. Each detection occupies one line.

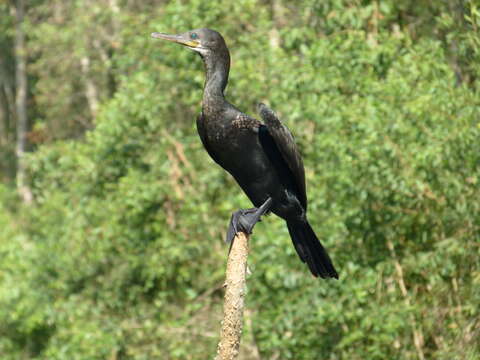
left=215, top=231, right=250, bottom=360
left=387, top=240, right=425, bottom=360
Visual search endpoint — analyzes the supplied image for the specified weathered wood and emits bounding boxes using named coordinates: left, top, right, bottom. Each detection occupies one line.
left=216, top=232, right=250, bottom=360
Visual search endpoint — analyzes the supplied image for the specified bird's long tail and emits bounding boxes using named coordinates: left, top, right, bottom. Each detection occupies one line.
left=286, top=220, right=338, bottom=279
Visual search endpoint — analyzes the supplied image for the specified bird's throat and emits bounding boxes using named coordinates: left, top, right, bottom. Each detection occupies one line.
left=202, top=51, right=230, bottom=108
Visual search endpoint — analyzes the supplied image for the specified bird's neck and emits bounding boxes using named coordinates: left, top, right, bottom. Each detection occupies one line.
left=201, top=51, right=230, bottom=113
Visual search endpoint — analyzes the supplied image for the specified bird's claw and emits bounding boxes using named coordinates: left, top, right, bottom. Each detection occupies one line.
left=225, top=198, right=273, bottom=244
left=225, top=208, right=254, bottom=244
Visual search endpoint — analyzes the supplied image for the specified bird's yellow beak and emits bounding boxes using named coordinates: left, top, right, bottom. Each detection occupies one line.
left=151, top=32, right=200, bottom=48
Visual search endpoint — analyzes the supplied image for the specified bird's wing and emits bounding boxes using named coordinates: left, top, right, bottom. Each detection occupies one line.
left=258, top=103, right=307, bottom=209
left=196, top=112, right=222, bottom=165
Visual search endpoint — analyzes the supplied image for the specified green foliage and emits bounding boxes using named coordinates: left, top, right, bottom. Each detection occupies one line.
left=1, top=0, right=479, bottom=359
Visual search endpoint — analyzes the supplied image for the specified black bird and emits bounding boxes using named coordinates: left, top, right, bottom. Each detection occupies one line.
left=152, top=29, right=338, bottom=279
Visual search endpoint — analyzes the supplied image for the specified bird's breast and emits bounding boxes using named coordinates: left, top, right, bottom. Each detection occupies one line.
left=203, top=112, right=257, bottom=146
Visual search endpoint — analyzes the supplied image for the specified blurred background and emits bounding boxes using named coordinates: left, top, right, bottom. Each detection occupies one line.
left=1, top=0, right=479, bottom=359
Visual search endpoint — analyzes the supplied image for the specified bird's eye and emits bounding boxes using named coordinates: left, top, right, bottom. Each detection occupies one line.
left=190, top=33, right=199, bottom=40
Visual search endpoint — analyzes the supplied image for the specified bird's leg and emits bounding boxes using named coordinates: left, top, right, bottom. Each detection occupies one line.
left=225, top=197, right=273, bottom=244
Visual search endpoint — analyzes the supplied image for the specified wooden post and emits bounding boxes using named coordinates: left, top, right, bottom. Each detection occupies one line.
left=215, top=231, right=250, bottom=360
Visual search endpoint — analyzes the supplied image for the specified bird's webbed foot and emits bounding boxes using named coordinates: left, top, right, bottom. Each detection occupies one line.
left=225, top=197, right=273, bottom=244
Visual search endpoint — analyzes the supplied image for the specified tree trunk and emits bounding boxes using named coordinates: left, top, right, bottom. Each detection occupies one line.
left=0, top=55, right=14, bottom=147
left=0, top=83, right=10, bottom=147
left=14, top=0, right=32, bottom=203
left=80, top=55, right=100, bottom=119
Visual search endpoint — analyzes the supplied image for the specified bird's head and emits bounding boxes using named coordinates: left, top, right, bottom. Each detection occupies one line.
left=151, top=28, right=228, bottom=58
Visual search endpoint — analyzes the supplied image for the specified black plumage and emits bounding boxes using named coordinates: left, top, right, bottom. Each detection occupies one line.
left=152, top=28, right=338, bottom=279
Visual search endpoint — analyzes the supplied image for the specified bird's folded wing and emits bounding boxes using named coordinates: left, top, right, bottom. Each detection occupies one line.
left=258, top=103, right=307, bottom=209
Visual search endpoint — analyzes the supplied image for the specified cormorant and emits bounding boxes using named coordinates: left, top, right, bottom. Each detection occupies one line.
left=152, top=29, right=338, bottom=279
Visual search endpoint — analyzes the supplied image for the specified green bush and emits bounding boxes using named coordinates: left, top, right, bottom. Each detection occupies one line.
left=1, top=0, right=479, bottom=359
